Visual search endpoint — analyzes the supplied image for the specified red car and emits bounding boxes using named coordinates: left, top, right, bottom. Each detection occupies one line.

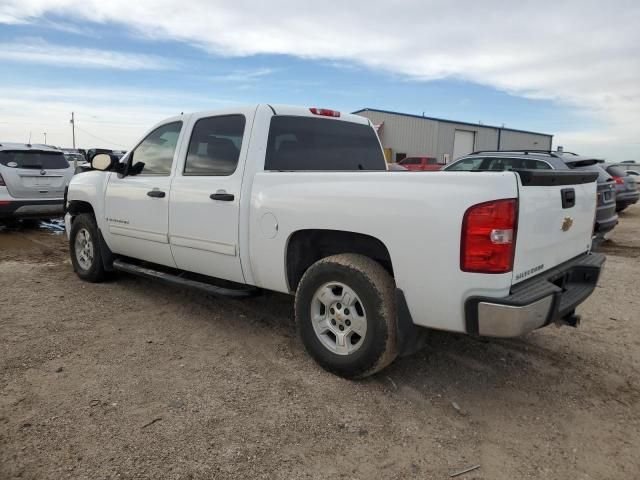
left=396, top=156, right=444, bottom=171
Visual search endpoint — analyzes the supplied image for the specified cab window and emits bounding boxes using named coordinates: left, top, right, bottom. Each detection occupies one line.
left=130, top=121, right=182, bottom=175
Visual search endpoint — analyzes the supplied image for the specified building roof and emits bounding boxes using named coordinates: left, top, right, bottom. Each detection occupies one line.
left=352, top=108, right=553, bottom=138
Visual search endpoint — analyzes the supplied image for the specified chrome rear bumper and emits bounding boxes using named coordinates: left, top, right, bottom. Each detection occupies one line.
left=465, top=253, right=605, bottom=338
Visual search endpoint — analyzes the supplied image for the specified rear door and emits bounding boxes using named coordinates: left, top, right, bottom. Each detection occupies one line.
left=0, top=150, right=72, bottom=199
left=511, top=170, right=598, bottom=284
left=169, top=108, right=254, bottom=284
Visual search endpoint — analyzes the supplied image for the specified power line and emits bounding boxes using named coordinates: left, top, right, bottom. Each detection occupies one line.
left=74, top=125, right=129, bottom=148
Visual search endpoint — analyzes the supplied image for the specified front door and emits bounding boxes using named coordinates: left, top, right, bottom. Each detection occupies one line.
left=104, top=120, right=184, bottom=267
left=169, top=111, right=252, bottom=284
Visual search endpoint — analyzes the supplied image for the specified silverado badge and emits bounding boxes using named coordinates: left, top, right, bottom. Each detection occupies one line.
left=561, top=217, right=574, bottom=232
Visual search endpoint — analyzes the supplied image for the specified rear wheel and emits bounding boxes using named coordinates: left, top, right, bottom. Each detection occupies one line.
left=295, top=254, right=397, bottom=378
left=70, top=214, right=105, bottom=282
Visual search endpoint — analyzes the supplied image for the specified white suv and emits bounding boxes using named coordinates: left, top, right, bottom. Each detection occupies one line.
left=0, top=143, right=75, bottom=221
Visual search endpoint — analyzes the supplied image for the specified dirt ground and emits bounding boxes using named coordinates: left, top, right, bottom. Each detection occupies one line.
left=1, top=208, right=639, bottom=480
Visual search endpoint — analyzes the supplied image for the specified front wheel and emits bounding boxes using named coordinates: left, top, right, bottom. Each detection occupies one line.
left=295, top=254, right=398, bottom=378
left=70, top=214, right=106, bottom=282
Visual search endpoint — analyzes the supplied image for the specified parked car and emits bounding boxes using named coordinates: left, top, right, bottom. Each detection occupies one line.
left=0, top=143, right=74, bottom=220
left=63, top=152, right=86, bottom=171
left=388, top=163, right=408, bottom=171
left=626, top=170, right=639, bottom=176
left=444, top=151, right=618, bottom=241
left=65, top=106, right=603, bottom=378
left=397, top=156, right=443, bottom=171
left=604, top=165, right=639, bottom=212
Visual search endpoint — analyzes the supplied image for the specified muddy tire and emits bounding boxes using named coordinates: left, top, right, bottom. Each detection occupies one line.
left=295, top=254, right=397, bottom=378
left=70, top=214, right=106, bottom=283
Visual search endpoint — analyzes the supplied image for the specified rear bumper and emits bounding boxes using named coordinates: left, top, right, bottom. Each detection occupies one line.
left=465, top=252, right=605, bottom=337
left=594, top=213, right=618, bottom=234
left=0, top=199, right=64, bottom=219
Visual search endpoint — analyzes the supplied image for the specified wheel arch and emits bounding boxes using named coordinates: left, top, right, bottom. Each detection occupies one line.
left=67, top=200, right=96, bottom=218
left=285, top=229, right=393, bottom=293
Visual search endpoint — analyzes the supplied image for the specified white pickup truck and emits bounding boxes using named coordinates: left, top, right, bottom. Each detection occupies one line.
left=65, top=104, right=605, bottom=378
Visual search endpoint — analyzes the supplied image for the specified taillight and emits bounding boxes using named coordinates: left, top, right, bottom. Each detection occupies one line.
left=461, top=199, right=518, bottom=273
left=0, top=173, right=5, bottom=187
left=613, top=176, right=624, bottom=185
left=309, top=107, right=340, bottom=117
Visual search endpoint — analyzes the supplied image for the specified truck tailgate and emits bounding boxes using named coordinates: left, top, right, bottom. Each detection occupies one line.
left=512, top=170, right=598, bottom=285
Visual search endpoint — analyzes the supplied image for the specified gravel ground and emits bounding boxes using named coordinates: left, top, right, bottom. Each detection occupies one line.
left=1, top=207, right=639, bottom=479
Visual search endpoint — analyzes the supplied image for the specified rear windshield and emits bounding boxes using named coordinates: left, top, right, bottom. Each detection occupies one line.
left=570, top=164, right=612, bottom=182
left=606, top=165, right=627, bottom=177
left=264, top=116, right=386, bottom=171
left=0, top=151, right=69, bottom=170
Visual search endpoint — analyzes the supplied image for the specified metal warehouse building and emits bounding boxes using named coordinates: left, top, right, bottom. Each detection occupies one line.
left=353, top=108, right=553, bottom=164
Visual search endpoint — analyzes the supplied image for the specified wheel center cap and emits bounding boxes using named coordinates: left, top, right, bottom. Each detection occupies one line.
left=336, top=313, right=342, bottom=320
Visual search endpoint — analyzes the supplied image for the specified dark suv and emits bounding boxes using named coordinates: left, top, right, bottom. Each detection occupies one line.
left=604, top=164, right=639, bottom=212
left=444, top=150, right=618, bottom=241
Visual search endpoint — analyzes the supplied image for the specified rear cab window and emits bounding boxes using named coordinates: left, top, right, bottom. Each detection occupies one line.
left=0, top=151, right=69, bottom=170
left=264, top=116, right=386, bottom=171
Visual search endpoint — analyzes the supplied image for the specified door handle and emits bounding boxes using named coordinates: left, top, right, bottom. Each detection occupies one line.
left=210, top=192, right=235, bottom=201
left=147, top=190, right=166, bottom=198
left=561, top=188, right=575, bottom=209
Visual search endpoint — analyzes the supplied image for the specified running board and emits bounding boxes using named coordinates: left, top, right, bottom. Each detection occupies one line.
left=112, top=259, right=258, bottom=298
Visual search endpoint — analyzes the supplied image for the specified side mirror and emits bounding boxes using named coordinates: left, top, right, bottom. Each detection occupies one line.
left=91, top=153, right=114, bottom=171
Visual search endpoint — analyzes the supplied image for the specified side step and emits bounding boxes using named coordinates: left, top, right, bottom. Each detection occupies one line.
left=112, top=259, right=258, bottom=298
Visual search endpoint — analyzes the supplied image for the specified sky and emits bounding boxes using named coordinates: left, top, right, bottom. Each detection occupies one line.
left=0, top=0, right=638, bottom=160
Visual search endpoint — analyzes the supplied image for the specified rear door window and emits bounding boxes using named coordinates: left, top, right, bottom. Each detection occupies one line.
left=0, top=151, right=69, bottom=170
left=184, top=115, right=246, bottom=175
left=265, top=116, right=386, bottom=171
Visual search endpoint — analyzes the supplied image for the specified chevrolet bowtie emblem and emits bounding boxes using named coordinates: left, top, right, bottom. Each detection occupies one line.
left=561, top=217, right=574, bottom=232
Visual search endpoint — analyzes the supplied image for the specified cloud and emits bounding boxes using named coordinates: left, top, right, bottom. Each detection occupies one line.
left=1, top=0, right=639, bottom=158
left=0, top=85, right=238, bottom=149
left=208, top=68, right=276, bottom=83
left=0, top=38, right=176, bottom=70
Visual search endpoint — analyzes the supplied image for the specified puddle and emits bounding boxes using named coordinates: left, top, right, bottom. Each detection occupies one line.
left=0, top=217, right=65, bottom=235
left=38, top=219, right=66, bottom=234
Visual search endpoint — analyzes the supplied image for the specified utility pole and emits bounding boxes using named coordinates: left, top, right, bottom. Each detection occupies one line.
left=70, top=112, right=76, bottom=149
left=43, top=132, right=47, bottom=144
